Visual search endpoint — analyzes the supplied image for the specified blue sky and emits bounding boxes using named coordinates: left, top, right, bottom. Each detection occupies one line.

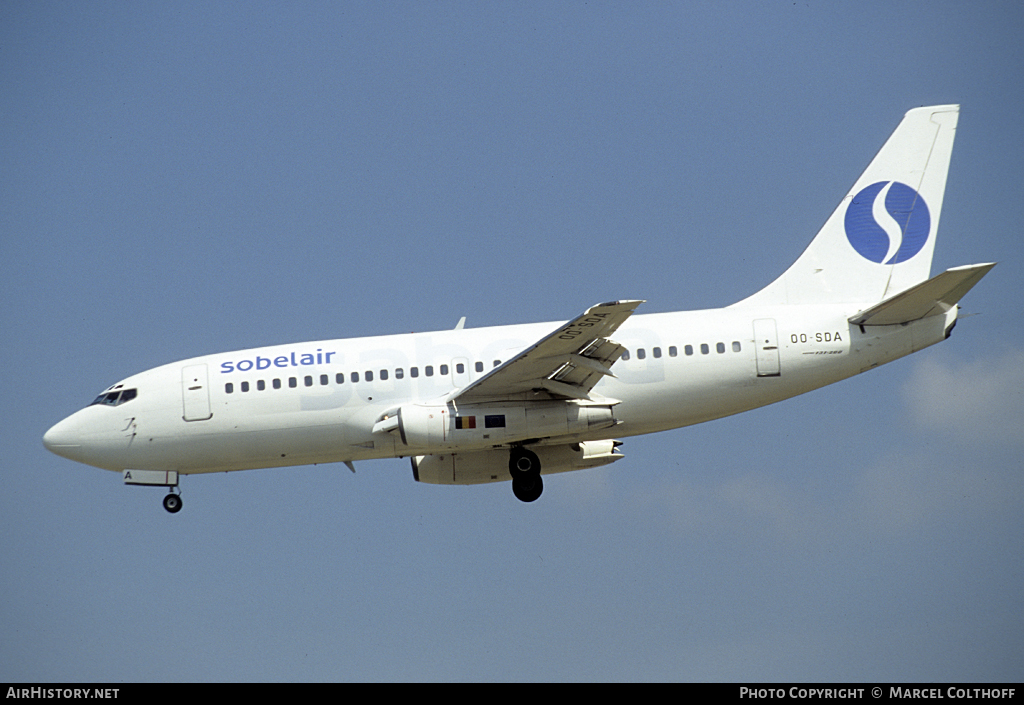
left=3, top=1, right=1022, bottom=681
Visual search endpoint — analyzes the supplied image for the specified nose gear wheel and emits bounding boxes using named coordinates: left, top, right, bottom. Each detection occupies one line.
left=163, top=491, right=182, bottom=514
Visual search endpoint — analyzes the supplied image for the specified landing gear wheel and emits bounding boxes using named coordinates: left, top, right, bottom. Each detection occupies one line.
left=509, top=447, right=543, bottom=502
left=512, top=473, right=543, bottom=503
left=163, top=493, right=182, bottom=514
left=509, top=447, right=540, bottom=478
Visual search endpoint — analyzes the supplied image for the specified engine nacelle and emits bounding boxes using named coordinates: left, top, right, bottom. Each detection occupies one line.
left=396, top=401, right=616, bottom=452
left=413, top=439, right=625, bottom=485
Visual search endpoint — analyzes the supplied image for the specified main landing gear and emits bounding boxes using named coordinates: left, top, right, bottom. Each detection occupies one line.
left=509, top=447, right=543, bottom=503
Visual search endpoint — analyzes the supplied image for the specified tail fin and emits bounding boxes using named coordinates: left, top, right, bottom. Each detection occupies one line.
left=735, top=105, right=960, bottom=306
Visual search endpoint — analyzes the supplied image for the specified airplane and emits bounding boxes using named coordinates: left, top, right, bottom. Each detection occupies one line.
left=43, top=105, right=994, bottom=513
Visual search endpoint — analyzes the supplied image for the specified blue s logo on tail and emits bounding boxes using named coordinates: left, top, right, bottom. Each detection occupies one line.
left=845, top=181, right=931, bottom=264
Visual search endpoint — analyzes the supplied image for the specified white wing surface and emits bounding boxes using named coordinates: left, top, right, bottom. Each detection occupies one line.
left=448, top=300, right=644, bottom=403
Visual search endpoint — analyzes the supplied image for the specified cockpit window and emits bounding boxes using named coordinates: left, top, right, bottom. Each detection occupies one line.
left=90, top=388, right=138, bottom=407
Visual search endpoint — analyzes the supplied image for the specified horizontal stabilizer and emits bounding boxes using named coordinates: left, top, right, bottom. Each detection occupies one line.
left=850, top=263, right=995, bottom=326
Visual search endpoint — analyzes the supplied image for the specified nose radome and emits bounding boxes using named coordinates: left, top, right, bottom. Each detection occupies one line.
left=43, top=416, right=83, bottom=457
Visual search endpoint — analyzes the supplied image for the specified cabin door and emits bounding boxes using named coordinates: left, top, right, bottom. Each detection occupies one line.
left=753, top=319, right=781, bottom=377
left=182, top=364, right=213, bottom=421
left=451, top=357, right=472, bottom=389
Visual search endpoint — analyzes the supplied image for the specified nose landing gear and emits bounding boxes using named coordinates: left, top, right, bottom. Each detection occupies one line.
left=123, top=469, right=183, bottom=513
left=162, top=491, right=183, bottom=514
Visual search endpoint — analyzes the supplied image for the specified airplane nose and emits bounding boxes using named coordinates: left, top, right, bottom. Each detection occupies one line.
left=43, top=416, right=83, bottom=458
left=43, top=407, right=129, bottom=471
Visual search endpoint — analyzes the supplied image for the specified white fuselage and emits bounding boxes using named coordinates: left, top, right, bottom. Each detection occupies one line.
left=41, top=105, right=985, bottom=509
left=42, top=302, right=955, bottom=478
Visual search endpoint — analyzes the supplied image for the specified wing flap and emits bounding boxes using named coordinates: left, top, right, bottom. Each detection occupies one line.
left=450, top=300, right=643, bottom=403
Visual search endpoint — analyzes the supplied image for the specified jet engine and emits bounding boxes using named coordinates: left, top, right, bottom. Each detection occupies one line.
left=391, top=401, right=617, bottom=452
left=412, top=439, right=624, bottom=485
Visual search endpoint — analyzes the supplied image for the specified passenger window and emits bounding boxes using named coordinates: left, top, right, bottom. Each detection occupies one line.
left=225, top=383, right=234, bottom=394
left=440, top=364, right=449, bottom=375
left=304, top=376, right=313, bottom=387
left=274, top=379, right=281, bottom=389
left=701, top=344, right=710, bottom=355
left=257, top=380, right=266, bottom=391
left=320, top=374, right=329, bottom=386
left=493, top=360, right=501, bottom=368
left=336, top=373, right=344, bottom=384
left=289, top=377, right=297, bottom=388
left=653, top=347, right=662, bottom=358
left=475, top=362, right=484, bottom=373
left=411, top=367, right=419, bottom=378
left=717, top=342, right=725, bottom=354
left=365, top=371, right=373, bottom=382
left=732, top=341, right=741, bottom=352
left=425, top=366, right=434, bottom=377
left=351, top=372, right=359, bottom=383
left=637, top=349, right=646, bottom=360
left=685, top=345, right=693, bottom=356
left=380, top=369, right=388, bottom=381
left=622, top=350, right=631, bottom=361
left=669, top=346, right=678, bottom=357
left=396, top=368, right=404, bottom=379
left=456, top=363, right=465, bottom=374
left=241, top=382, right=250, bottom=392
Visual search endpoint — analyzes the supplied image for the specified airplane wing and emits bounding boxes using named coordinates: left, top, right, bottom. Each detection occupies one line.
left=448, top=300, right=644, bottom=403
